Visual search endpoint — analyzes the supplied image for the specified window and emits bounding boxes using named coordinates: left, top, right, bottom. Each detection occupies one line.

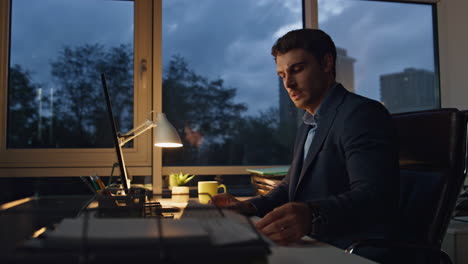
left=318, top=0, right=439, bottom=113
left=0, top=0, right=153, bottom=177
left=8, top=0, right=134, bottom=148
left=161, top=0, right=303, bottom=174
left=0, top=0, right=449, bottom=192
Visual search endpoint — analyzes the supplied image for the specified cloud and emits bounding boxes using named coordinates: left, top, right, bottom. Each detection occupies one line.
left=162, top=0, right=301, bottom=115
left=255, top=0, right=275, bottom=7
left=223, top=37, right=278, bottom=113
left=12, top=0, right=436, bottom=116
left=318, top=0, right=353, bottom=24
left=167, top=23, right=178, bottom=33
left=10, top=0, right=133, bottom=87
left=283, top=0, right=302, bottom=14
left=254, top=0, right=300, bottom=14
left=12, top=0, right=302, bottom=117
left=273, top=22, right=303, bottom=39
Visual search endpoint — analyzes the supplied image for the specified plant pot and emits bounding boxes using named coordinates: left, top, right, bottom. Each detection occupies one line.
left=171, top=186, right=190, bottom=203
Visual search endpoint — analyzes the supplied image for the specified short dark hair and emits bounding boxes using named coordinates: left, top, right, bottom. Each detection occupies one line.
left=271, top=28, right=337, bottom=76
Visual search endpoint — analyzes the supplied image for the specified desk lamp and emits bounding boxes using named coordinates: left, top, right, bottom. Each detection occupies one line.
left=117, top=112, right=183, bottom=192
left=119, top=112, right=183, bottom=148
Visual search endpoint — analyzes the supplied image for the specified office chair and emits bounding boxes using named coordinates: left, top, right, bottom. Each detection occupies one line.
left=346, top=108, right=467, bottom=264
left=454, top=110, right=468, bottom=215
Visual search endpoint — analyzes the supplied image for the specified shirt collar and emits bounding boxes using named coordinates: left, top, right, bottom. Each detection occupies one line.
left=302, top=111, right=316, bottom=126
left=302, top=82, right=339, bottom=126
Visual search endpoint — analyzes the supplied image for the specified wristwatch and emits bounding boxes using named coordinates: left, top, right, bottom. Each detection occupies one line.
left=308, top=204, right=326, bottom=234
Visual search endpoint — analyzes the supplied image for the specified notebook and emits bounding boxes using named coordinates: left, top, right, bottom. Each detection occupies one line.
left=246, top=166, right=290, bottom=176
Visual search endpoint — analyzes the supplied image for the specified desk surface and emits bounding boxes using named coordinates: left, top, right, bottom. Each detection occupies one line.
left=269, top=245, right=376, bottom=264
left=443, top=218, right=468, bottom=264
left=1, top=195, right=376, bottom=264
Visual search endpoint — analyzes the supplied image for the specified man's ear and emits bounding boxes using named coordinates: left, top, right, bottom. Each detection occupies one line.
left=322, top=53, right=334, bottom=74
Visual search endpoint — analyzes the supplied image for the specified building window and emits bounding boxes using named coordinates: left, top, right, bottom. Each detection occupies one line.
left=318, top=0, right=439, bottom=113
left=161, top=0, right=303, bottom=168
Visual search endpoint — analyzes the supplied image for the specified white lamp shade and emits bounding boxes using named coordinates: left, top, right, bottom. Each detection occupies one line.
left=154, top=113, right=183, bottom=147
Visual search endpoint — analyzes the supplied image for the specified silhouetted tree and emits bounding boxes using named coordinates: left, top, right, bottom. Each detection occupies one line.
left=8, top=49, right=295, bottom=166
left=162, top=55, right=247, bottom=165
left=50, top=43, right=133, bottom=147
left=231, top=107, right=292, bottom=165
left=7, top=64, right=43, bottom=147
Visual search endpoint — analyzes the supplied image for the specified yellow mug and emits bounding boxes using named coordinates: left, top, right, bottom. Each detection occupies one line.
left=198, top=181, right=227, bottom=204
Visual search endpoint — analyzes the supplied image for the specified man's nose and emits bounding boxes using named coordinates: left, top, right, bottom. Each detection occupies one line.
left=284, top=74, right=296, bottom=89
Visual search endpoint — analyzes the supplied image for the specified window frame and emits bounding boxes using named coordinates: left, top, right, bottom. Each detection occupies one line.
left=0, top=1, right=154, bottom=177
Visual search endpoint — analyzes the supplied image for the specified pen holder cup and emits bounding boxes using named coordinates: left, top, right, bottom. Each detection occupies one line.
left=96, top=189, right=147, bottom=217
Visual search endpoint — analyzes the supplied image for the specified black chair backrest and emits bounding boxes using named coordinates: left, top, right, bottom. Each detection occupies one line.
left=461, top=110, right=468, bottom=183
left=392, top=108, right=465, bottom=245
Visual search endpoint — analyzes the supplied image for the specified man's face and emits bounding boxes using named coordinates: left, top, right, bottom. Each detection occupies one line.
left=276, top=48, right=332, bottom=114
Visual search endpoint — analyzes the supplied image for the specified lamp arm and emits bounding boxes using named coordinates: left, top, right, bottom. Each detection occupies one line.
left=120, top=119, right=154, bottom=137
left=118, top=119, right=156, bottom=147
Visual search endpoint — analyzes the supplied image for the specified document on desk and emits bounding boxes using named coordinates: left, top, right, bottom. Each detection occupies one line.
left=197, top=217, right=260, bottom=245
left=44, top=217, right=210, bottom=248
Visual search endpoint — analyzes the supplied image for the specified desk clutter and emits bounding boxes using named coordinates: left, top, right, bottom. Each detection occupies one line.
left=248, top=167, right=288, bottom=195
left=2, top=195, right=270, bottom=263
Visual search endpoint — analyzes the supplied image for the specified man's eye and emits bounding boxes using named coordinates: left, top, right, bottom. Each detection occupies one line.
left=292, top=65, right=304, bottom=72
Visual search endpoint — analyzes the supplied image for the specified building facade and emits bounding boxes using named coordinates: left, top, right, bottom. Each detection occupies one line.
left=380, top=68, right=437, bottom=113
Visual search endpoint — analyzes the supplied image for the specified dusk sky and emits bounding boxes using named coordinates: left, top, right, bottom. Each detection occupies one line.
left=10, top=0, right=435, bottom=116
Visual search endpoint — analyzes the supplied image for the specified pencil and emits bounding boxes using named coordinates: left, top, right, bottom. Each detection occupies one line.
left=89, top=176, right=100, bottom=190
left=93, top=175, right=107, bottom=190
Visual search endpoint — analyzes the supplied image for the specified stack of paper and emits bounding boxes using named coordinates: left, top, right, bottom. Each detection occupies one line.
left=247, top=167, right=289, bottom=195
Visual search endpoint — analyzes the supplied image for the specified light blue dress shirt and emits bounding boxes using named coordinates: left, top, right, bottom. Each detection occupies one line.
left=302, top=83, right=339, bottom=160
left=303, top=113, right=318, bottom=160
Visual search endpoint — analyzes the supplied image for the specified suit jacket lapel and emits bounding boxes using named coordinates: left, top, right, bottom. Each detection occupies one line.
left=288, top=123, right=310, bottom=201
left=293, top=84, right=347, bottom=197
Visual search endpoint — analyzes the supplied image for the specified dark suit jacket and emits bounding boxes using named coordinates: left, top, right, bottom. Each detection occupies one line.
left=250, top=84, right=399, bottom=248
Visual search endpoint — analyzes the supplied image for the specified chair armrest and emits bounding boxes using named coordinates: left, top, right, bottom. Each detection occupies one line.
left=345, top=239, right=452, bottom=264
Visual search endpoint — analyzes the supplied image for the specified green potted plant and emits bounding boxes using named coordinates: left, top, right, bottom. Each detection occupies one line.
left=169, top=172, right=195, bottom=202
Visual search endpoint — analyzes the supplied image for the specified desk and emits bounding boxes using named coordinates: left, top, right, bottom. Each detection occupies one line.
left=0, top=195, right=92, bottom=253
left=1, top=195, right=376, bottom=264
left=443, top=217, right=468, bottom=264
left=269, top=246, right=376, bottom=264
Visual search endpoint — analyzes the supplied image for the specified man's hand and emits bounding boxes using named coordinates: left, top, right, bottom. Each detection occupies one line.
left=210, top=193, right=256, bottom=216
left=255, top=202, right=312, bottom=246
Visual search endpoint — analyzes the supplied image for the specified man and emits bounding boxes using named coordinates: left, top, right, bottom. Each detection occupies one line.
left=212, top=29, right=399, bottom=255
